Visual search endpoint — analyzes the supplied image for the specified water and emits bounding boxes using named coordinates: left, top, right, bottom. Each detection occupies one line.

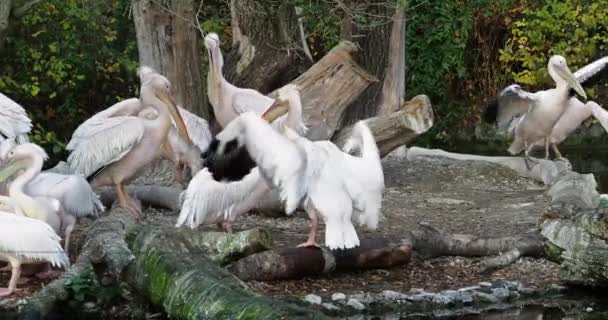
left=442, top=144, right=608, bottom=193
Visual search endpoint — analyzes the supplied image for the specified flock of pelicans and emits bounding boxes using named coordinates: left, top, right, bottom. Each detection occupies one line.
left=0, top=32, right=607, bottom=298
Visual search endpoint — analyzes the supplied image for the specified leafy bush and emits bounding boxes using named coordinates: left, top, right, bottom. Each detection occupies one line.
left=499, top=0, right=608, bottom=90
left=0, top=0, right=138, bottom=163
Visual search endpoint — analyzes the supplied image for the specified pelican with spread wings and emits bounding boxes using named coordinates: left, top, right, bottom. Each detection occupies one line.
left=484, top=55, right=608, bottom=167
left=67, top=67, right=192, bottom=216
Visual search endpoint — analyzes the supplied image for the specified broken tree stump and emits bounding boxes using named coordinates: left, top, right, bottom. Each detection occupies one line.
left=267, top=41, right=379, bottom=141
left=228, top=239, right=412, bottom=281
left=333, top=95, right=434, bottom=157
left=125, top=225, right=328, bottom=320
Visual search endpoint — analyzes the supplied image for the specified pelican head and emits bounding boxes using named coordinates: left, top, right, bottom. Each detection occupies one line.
left=204, top=33, right=221, bottom=69
left=137, top=65, right=159, bottom=84
left=0, top=143, right=48, bottom=182
left=261, top=84, right=301, bottom=122
left=204, top=33, right=220, bottom=50
left=142, top=73, right=192, bottom=144
left=0, top=139, right=17, bottom=164
left=548, top=55, right=587, bottom=99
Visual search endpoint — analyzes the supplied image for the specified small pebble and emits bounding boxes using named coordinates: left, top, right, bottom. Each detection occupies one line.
left=304, top=294, right=322, bottom=305
left=479, top=281, right=492, bottom=287
left=322, top=303, right=340, bottom=311
left=586, top=307, right=593, bottom=312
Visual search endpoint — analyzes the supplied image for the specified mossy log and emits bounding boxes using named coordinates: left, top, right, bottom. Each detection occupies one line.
left=228, top=239, right=412, bottom=281
left=125, top=225, right=328, bottom=320
left=333, top=95, right=434, bottom=157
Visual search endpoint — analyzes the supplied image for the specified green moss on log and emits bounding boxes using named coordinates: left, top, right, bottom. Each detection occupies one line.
left=126, top=225, right=328, bottom=320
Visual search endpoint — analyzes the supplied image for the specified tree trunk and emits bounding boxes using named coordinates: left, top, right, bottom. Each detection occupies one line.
left=267, top=41, right=378, bottom=140
left=131, top=0, right=210, bottom=120
left=0, top=0, right=11, bottom=54
left=229, top=239, right=413, bottom=281
left=377, top=3, right=407, bottom=116
left=333, top=95, right=434, bottom=157
left=339, top=0, right=393, bottom=124
left=225, top=0, right=310, bottom=93
left=126, top=225, right=329, bottom=320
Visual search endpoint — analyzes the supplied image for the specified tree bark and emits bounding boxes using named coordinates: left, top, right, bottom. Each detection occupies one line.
left=229, top=239, right=412, bottom=281
left=225, top=0, right=310, bottom=93
left=333, top=95, right=434, bottom=157
left=377, top=3, right=407, bottom=116
left=339, top=1, right=393, bottom=124
left=268, top=41, right=378, bottom=140
left=0, top=0, right=11, bottom=54
left=131, top=0, right=210, bottom=120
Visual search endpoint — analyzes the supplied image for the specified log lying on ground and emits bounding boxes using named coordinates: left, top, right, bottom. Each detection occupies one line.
left=125, top=225, right=328, bottom=320
left=228, top=239, right=413, bottom=281
left=405, top=147, right=572, bottom=185
left=333, top=95, right=434, bottom=157
left=267, top=41, right=379, bottom=141
left=545, top=171, right=600, bottom=209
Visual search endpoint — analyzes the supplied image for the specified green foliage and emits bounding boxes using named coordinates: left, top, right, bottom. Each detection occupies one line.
left=499, top=0, right=608, bottom=89
left=0, top=0, right=138, bottom=163
left=64, top=268, right=123, bottom=305
left=293, top=0, right=341, bottom=59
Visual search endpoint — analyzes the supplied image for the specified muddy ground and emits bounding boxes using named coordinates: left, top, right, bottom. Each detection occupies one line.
left=0, top=156, right=562, bottom=302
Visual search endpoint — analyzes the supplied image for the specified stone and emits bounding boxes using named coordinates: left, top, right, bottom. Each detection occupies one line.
left=586, top=307, right=593, bottom=312
left=473, top=291, right=499, bottom=304
left=458, top=286, right=480, bottom=292
left=409, top=288, right=425, bottom=294
left=322, top=303, right=340, bottom=311
left=347, top=299, right=366, bottom=311
left=83, top=302, right=97, bottom=310
left=304, top=294, right=322, bottom=305
left=478, top=281, right=492, bottom=287
left=331, top=292, right=346, bottom=302
left=406, top=292, right=436, bottom=303
left=491, top=288, right=510, bottom=301
left=431, top=293, right=453, bottom=305
left=381, top=290, right=405, bottom=300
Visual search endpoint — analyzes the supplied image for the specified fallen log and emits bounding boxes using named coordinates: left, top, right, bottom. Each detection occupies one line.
left=228, top=239, right=413, bottom=281
left=267, top=41, right=379, bottom=141
left=333, top=95, right=434, bottom=157
left=125, top=225, right=328, bottom=320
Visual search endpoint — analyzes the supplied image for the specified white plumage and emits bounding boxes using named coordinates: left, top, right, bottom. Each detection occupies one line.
left=216, top=112, right=384, bottom=250
left=0, top=211, right=69, bottom=297
left=0, top=93, right=32, bottom=144
left=176, top=84, right=306, bottom=231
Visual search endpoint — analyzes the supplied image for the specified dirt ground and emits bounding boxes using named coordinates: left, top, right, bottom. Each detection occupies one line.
left=0, top=156, right=562, bottom=301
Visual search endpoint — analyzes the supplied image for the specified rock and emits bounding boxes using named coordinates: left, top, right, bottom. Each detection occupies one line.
left=431, top=293, right=453, bottom=305
left=347, top=299, right=366, bottom=311
left=587, top=307, right=593, bottom=312
left=473, top=291, right=499, bottom=304
left=380, top=290, right=404, bottom=300
left=304, top=294, right=322, bottom=305
left=331, top=293, right=346, bottom=302
left=491, top=280, right=518, bottom=291
left=409, top=288, right=425, bottom=294
left=349, top=293, right=365, bottom=301
left=83, top=302, right=96, bottom=310
left=518, top=287, right=541, bottom=296
left=478, top=281, right=492, bottom=288
left=458, top=286, right=480, bottom=292
left=322, top=303, right=340, bottom=311
left=491, top=288, right=510, bottom=301
left=406, top=292, right=436, bottom=303
left=427, top=197, right=471, bottom=205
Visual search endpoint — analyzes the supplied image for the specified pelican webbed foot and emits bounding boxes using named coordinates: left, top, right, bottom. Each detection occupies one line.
left=0, top=287, right=16, bottom=298
left=524, top=156, right=539, bottom=171
left=297, top=241, right=321, bottom=248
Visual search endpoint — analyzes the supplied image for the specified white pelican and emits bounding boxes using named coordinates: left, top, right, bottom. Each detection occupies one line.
left=177, top=85, right=306, bottom=232
left=0, top=93, right=31, bottom=143
left=0, top=212, right=69, bottom=297
left=205, top=32, right=281, bottom=127
left=532, top=98, right=608, bottom=158
left=485, top=55, right=608, bottom=166
left=67, top=67, right=192, bottom=216
left=212, top=112, right=384, bottom=249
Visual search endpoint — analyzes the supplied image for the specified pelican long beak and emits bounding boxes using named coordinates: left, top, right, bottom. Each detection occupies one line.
left=0, top=159, right=27, bottom=182
left=157, top=92, right=192, bottom=144
left=556, top=64, right=587, bottom=99
left=261, top=99, right=289, bottom=122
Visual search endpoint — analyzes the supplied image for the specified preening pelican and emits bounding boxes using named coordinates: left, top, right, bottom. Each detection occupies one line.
left=177, top=85, right=305, bottom=232
left=0, top=212, right=69, bottom=297
left=531, top=98, right=608, bottom=157
left=483, top=55, right=608, bottom=167
left=0, top=93, right=31, bottom=143
left=205, top=32, right=279, bottom=128
left=67, top=67, right=191, bottom=216
left=212, top=112, right=384, bottom=249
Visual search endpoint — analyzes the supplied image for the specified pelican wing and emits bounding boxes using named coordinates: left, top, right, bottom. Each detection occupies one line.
left=589, top=101, right=608, bottom=134
left=232, top=90, right=276, bottom=115
left=67, top=98, right=143, bottom=150
left=0, top=212, right=69, bottom=268
left=176, top=168, right=262, bottom=228
left=177, top=106, right=212, bottom=152
left=0, top=93, right=32, bottom=141
left=67, top=116, right=145, bottom=177
left=574, top=56, right=608, bottom=84
left=495, top=84, right=538, bottom=130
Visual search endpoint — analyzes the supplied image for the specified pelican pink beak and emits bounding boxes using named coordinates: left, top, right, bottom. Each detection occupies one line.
left=156, top=91, right=191, bottom=144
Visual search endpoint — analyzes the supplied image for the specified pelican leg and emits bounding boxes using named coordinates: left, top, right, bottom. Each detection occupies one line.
left=523, top=141, right=538, bottom=171
left=544, top=138, right=550, bottom=160
left=0, top=259, right=21, bottom=297
left=221, top=222, right=233, bottom=233
left=62, top=214, right=77, bottom=254
left=297, top=201, right=320, bottom=248
left=116, top=183, right=141, bottom=217
left=552, top=143, right=564, bottom=160
left=174, top=162, right=185, bottom=184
